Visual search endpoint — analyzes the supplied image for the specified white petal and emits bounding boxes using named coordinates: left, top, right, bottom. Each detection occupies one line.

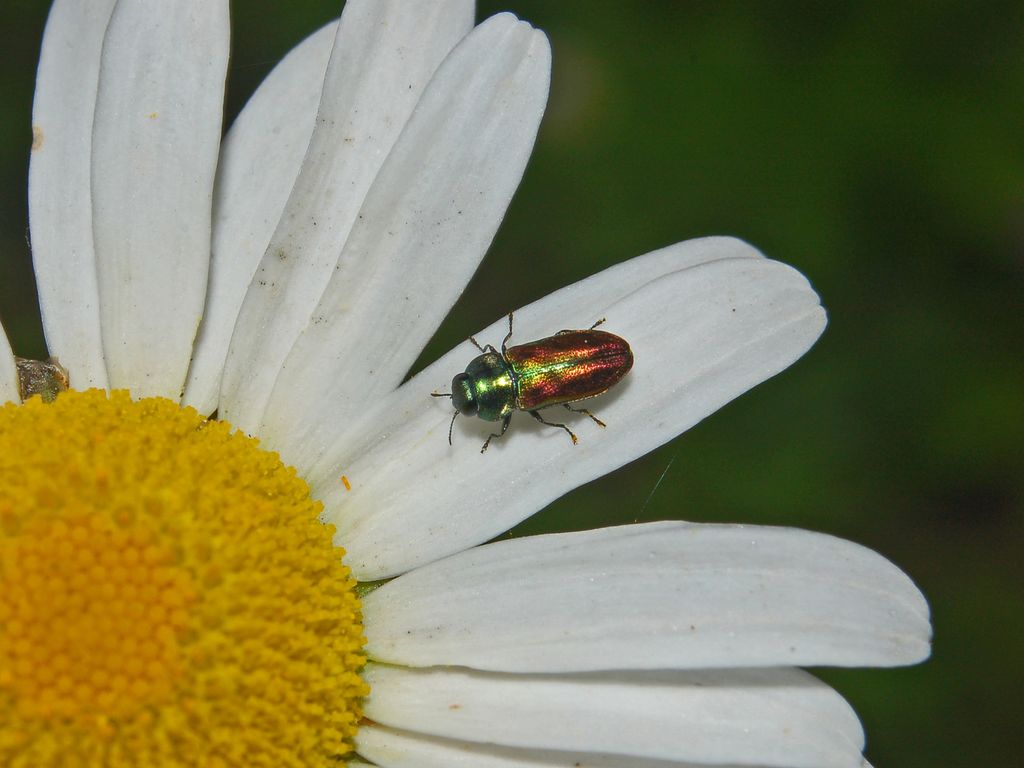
left=28, top=0, right=116, bottom=390
left=324, top=250, right=825, bottom=579
left=91, top=0, right=229, bottom=398
left=363, top=522, right=931, bottom=671
left=359, top=725, right=767, bottom=768
left=259, top=14, right=551, bottom=469
left=219, top=0, right=474, bottom=433
left=182, top=21, right=337, bottom=415
left=309, top=234, right=762, bottom=479
left=0, top=324, right=19, bottom=405
left=309, top=236, right=757, bottom=489
left=362, top=665, right=865, bottom=768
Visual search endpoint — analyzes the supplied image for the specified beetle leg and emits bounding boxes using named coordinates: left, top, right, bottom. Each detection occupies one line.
left=556, top=318, right=605, bottom=335
left=500, top=311, right=514, bottom=355
left=480, top=414, right=512, bottom=453
left=563, top=403, right=606, bottom=428
left=529, top=410, right=578, bottom=445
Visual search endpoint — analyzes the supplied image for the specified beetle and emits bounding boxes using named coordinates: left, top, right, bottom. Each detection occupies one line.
left=432, top=312, right=633, bottom=452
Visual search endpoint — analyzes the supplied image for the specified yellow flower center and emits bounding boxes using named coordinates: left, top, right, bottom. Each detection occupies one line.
left=0, top=390, right=367, bottom=767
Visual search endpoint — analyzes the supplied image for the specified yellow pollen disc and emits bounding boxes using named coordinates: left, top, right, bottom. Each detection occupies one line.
left=0, top=390, right=368, bottom=767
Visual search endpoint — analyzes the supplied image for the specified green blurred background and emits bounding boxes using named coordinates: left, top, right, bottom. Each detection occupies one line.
left=1, top=1, right=1021, bottom=765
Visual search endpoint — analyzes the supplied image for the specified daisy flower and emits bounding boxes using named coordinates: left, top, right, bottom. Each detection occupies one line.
left=0, top=1, right=931, bottom=767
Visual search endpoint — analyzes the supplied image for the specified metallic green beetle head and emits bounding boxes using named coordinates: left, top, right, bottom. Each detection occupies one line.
left=451, top=372, right=478, bottom=417
left=433, top=351, right=518, bottom=448
left=450, top=352, right=515, bottom=423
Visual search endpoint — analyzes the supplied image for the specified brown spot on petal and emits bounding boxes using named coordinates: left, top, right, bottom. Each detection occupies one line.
left=31, top=126, right=44, bottom=151
left=15, top=357, right=69, bottom=402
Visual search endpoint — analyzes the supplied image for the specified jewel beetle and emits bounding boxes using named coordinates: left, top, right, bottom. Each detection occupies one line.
left=433, top=312, right=633, bottom=452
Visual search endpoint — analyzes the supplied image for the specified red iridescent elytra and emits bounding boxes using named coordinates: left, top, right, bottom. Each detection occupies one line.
left=435, top=313, right=634, bottom=452
left=505, top=329, right=633, bottom=411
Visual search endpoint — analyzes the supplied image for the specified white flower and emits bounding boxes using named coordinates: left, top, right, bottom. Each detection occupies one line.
left=0, top=1, right=930, bottom=767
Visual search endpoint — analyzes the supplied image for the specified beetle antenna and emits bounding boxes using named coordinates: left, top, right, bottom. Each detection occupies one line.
left=447, top=410, right=458, bottom=445
left=431, top=391, right=451, bottom=398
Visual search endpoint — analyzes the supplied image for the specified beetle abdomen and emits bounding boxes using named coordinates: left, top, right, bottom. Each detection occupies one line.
left=506, top=329, right=633, bottom=411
